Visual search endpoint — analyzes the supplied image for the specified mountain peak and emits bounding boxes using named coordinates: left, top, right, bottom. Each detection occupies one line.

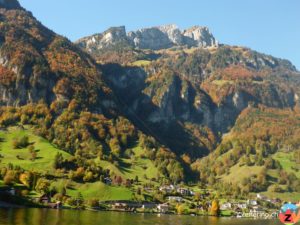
left=0, top=0, right=21, bottom=9
left=76, top=24, right=218, bottom=52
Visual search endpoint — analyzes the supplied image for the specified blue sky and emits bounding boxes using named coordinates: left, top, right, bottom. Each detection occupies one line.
left=19, top=0, right=299, bottom=70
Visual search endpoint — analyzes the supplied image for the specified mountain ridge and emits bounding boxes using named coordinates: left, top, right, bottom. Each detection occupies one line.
left=76, top=24, right=218, bottom=53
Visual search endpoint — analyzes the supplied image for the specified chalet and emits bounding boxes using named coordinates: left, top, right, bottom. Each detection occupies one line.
left=220, top=202, right=232, bottom=210
left=176, top=188, right=193, bottom=196
left=256, top=194, right=268, bottom=201
left=112, top=202, right=127, bottom=210
left=111, top=201, right=142, bottom=211
left=159, top=185, right=175, bottom=193
left=157, top=204, right=169, bottom=213
left=167, top=196, right=183, bottom=202
left=236, top=203, right=247, bottom=209
left=247, top=200, right=258, bottom=206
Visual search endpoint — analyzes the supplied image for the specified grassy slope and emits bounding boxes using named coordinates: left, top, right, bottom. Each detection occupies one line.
left=273, top=152, right=300, bottom=178
left=0, top=126, right=71, bottom=172
left=221, top=163, right=264, bottom=183
left=0, top=126, right=161, bottom=200
left=131, top=60, right=151, bottom=67
left=219, top=152, right=300, bottom=201
left=52, top=179, right=133, bottom=201
left=96, top=147, right=161, bottom=182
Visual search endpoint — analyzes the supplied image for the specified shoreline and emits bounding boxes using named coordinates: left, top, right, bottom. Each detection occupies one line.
left=0, top=203, right=278, bottom=220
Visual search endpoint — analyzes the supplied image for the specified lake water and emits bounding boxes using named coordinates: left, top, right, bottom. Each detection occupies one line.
left=0, top=208, right=282, bottom=225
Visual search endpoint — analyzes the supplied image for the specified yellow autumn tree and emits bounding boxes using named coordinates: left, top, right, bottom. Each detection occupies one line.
left=19, top=172, right=32, bottom=188
left=210, top=199, right=220, bottom=216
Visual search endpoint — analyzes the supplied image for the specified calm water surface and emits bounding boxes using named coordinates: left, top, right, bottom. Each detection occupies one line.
left=0, top=208, right=282, bottom=225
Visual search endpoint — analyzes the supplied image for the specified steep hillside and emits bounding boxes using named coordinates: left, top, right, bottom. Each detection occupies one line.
left=0, top=0, right=185, bottom=196
left=99, top=46, right=300, bottom=159
left=192, top=106, right=300, bottom=198
left=82, top=29, right=300, bottom=197
left=0, top=0, right=299, bottom=201
left=0, top=2, right=112, bottom=110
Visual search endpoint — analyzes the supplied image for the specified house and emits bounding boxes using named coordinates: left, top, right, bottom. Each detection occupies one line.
left=247, top=200, right=258, bottom=206
left=256, top=194, right=268, bottom=201
left=112, top=202, right=128, bottom=210
left=167, top=196, right=183, bottom=202
left=176, top=188, right=190, bottom=196
left=112, top=201, right=142, bottom=211
left=220, top=202, right=232, bottom=210
left=157, top=204, right=169, bottom=213
left=159, top=185, right=175, bottom=193
left=176, top=188, right=194, bottom=196
left=231, top=202, right=247, bottom=210
left=236, top=203, right=247, bottom=209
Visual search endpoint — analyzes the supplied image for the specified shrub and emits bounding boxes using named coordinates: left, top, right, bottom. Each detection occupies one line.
left=12, top=136, right=30, bottom=149
left=3, top=171, right=15, bottom=185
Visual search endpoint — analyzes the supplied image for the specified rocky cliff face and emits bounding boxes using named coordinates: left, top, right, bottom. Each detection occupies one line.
left=77, top=26, right=129, bottom=51
left=101, top=46, right=300, bottom=156
left=183, top=26, right=217, bottom=47
left=0, top=1, right=113, bottom=110
left=76, top=24, right=218, bottom=52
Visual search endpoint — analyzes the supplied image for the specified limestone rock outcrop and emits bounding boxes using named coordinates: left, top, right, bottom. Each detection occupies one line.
left=76, top=24, right=218, bottom=52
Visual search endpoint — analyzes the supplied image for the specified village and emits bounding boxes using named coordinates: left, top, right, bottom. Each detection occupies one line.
left=0, top=184, right=288, bottom=218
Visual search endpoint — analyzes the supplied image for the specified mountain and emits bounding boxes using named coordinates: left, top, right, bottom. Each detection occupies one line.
left=77, top=23, right=300, bottom=196
left=0, top=0, right=299, bottom=202
left=76, top=24, right=218, bottom=53
left=0, top=1, right=114, bottom=110
left=0, top=0, right=185, bottom=191
left=99, top=46, right=300, bottom=156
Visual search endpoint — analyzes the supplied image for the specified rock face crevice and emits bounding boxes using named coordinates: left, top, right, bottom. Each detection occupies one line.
left=76, top=24, right=218, bottom=52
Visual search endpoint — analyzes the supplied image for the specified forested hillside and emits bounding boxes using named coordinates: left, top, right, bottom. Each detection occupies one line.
left=0, top=0, right=299, bottom=203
